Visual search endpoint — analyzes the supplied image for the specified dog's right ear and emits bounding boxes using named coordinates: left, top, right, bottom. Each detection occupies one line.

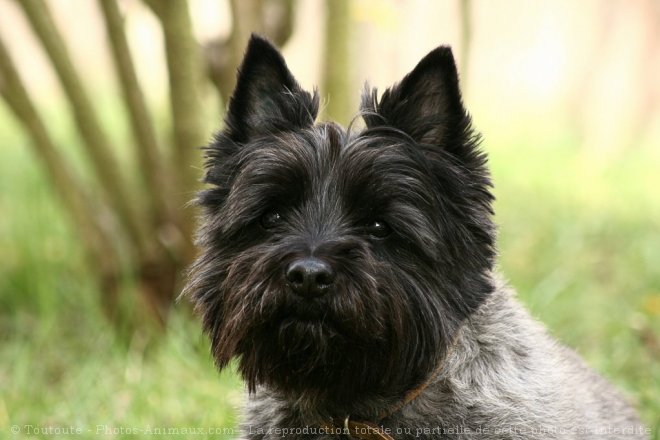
left=223, top=34, right=319, bottom=143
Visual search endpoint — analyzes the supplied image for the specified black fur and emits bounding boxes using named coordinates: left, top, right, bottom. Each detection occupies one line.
left=187, top=35, right=495, bottom=412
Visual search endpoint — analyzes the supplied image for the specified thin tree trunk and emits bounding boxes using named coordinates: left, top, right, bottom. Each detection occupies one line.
left=459, top=0, right=472, bottom=80
left=0, top=36, right=122, bottom=317
left=322, top=0, right=351, bottom=124
left=204, top=0, right=295, bottom=107
left=224, top=0, right=266, bottom=100
left=144, top=0, right=206, bottom=255
left=16, top=0, right=187, bottom=326
left=263, top=0, right=295, bottom=47
left=98, top=0, right=181, bottom=252
left=15, top=0, right=155, bottom=264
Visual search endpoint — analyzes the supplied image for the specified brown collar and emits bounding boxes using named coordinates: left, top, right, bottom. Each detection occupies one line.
left=320, top=373, right=437, bottom=440
left=321, top=341, right=457, bottom=440
left=321, top=417, right=395, bottom=440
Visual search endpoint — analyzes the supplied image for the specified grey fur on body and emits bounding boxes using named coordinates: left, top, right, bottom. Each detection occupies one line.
left=242, top=279, right=645, bottom=440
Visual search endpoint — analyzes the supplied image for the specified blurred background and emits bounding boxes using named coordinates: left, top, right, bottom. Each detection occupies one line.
left=0, top=0, right=659, bottom=438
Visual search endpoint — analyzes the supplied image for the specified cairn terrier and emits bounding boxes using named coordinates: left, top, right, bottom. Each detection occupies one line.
left=186, top=35, right=646, bottom=439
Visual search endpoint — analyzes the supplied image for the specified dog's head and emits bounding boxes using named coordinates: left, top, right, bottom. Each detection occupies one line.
left=186, top=35, right=495, bottom=406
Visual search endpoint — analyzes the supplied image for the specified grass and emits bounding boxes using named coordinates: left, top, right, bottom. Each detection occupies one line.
left=0, top=102, right=659, bottom=439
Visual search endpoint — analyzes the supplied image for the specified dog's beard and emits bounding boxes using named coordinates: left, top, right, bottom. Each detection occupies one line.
left=193, top=237, right=457, bottom=405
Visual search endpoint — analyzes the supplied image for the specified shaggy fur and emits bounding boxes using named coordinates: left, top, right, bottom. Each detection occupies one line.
left=186, top=35, right=646, bottom=439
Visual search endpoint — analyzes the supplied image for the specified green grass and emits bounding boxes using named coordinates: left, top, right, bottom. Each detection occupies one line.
left=491, top=133, right=660, bottom=434
left=1, top=103, right=659, bottom=439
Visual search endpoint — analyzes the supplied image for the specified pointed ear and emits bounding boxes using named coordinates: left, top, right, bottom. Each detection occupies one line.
left=224, top=35, right=319, bottom=142
left=361, top=47, right=468, bottom=148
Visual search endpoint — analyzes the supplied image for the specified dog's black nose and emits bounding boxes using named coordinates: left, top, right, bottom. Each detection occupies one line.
left=286, top=258, right=335, bottom=298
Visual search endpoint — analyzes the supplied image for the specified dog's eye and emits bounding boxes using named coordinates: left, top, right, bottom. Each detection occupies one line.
left=364, top=220, right=391, bottom=238
left=261, top=210, right=283, bottom=229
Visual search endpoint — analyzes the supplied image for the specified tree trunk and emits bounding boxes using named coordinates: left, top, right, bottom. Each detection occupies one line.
left=0, top=35, right=122, bottom=318
left=322, top=0, right=351, bottom=124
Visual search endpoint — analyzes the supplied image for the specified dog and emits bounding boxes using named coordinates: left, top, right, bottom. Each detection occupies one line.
left=185, top=35, right=647, bottom=439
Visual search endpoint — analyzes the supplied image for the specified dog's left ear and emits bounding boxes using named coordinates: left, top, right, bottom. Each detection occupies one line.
left=224, top=34, right=319, bottom=143
left=361, top=47, right=470, bottom=150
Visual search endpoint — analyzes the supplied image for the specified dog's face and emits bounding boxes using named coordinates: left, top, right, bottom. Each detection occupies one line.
left=187, top=36, right=495, bottom=405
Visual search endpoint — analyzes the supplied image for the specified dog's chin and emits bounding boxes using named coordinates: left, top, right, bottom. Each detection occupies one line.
left=284, top=296, right=330, bottom=321
left=277, top=304, right=340, bottom=340
left=238, top=314, right=344, bottom=396
left=277, top=318, right=337, bottom=345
